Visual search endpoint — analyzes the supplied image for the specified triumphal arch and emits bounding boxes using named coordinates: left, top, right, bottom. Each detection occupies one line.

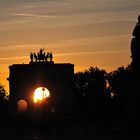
left=8, top=49, right=75, bottom=116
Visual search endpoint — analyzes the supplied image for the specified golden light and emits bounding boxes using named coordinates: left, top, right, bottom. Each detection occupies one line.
left=34, top=87, right=50, bottom=103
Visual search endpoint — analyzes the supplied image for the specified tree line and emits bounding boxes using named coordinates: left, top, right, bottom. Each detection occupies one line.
left=0, top=65, right=131, bottom=121
left=74, top=65, right=131, bottom=119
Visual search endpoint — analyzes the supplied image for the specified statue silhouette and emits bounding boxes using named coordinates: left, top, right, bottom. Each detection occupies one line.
left=131, top=15, right=140, bottom=66
left=133, top=15, right=140, bottom=37
left=39, top=48, right=44, bottom=55
left=38, top=48, right=45, bottom=62
left=45, top=52, right=50, bottom=62
left=34, top=53, right=38, bottom=62
left=29, top=49, right=54, bottom=63
left=30, top=52, right=33, bottom=62
left=50, top=52, right=53, bottom=62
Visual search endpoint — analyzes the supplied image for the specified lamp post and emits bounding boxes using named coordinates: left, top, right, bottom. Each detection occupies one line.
left=42, top=87, right=45, bottom=100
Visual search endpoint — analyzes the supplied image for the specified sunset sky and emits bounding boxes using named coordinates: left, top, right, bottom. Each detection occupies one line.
left=0, top=0, right=140, bottom=93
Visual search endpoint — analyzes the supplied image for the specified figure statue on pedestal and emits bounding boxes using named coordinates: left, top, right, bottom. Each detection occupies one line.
left=130, top=15, right=140, bottom=67
left=30, top=52, right=34, bottom=62
left=132, top=15, right=140, bottom=37
left=50, top=52, right=53, bottom=62
left=34, top=53, right=38, bottom=62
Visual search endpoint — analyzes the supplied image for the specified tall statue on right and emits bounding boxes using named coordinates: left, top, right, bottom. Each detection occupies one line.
left=130, top=15, right=140, bottom=69
left=126, top=15, right=140, bottom=129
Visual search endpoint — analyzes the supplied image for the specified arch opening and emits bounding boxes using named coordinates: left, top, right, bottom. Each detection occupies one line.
left=17, top=99, right=27, bottom=113
left=34, top=87, right=50, bottom=103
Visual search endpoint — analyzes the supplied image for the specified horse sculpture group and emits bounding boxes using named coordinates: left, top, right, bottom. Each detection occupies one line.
left=30, top=48, right=53, bottom=62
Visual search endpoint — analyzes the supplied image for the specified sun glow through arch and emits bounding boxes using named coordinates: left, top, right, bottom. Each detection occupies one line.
left=34, top=87, right=50, bottom=103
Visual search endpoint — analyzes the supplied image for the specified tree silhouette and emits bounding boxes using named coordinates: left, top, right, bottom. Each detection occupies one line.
left=107, top=66, right=130, bottom=117
left=74, top=67, right=107, bottom=120
left=74, top=70, right=89, bottom=117
left=0, top=84, right=9, bottom=123
left=0, top=84, right=6, bottom=100
left=75, top=67, right=107, bottom=97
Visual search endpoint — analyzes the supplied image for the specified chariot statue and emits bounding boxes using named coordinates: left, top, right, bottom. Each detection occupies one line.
left=30, top=48, right=53, bottom=63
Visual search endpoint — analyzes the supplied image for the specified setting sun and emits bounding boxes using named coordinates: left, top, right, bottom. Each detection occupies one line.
left=34, top=87, right=50, bottom=103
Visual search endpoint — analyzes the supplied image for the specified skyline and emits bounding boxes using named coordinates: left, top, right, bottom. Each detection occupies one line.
left=0, top=0, right=140, bottom=93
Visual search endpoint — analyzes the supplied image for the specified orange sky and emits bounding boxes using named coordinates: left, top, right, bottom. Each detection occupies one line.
left=0, top=0, right=139, bottom=93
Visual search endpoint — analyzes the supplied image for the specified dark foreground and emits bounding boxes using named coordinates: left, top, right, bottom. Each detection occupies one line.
left=1, top=116, right=140, bottom=140
left=0, top=126, right=140, bottom=140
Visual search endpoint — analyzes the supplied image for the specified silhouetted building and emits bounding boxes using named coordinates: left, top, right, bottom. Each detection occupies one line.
left=8, top=50, right=75, bottom=117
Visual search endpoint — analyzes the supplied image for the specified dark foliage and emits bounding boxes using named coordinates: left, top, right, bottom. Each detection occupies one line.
left=0, top=84, right=6, bottom=100
left=74, top=67, right=108, bottom=120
